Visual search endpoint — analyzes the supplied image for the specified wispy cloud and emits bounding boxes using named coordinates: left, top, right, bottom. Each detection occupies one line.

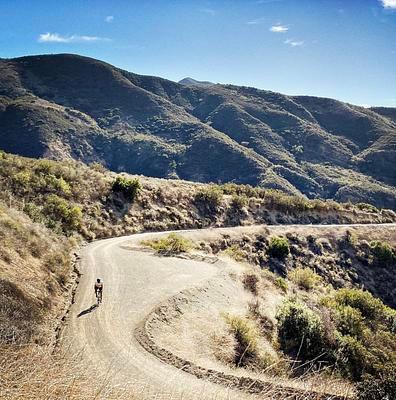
left=38, top=32, right=111, bottom=43
left=105, top=15, right=114, bottom=23
left=284, top=38, right=304, bottom=47
left=270, top=24, right=288, bottom=33
left=247, top=17, right=266, bottom=25
left=380, top=0, right=396, bottom=8
left=200, top=8, right=216, bottom=16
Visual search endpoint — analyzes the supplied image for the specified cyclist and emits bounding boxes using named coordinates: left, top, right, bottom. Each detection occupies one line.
left=94, top=278, right=103, bottom=304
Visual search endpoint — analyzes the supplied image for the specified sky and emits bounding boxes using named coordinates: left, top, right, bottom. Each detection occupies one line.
left=0, top=0, right=395, bottom=107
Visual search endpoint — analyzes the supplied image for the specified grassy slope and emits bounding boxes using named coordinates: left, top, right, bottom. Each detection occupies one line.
left=140, top=227, right=396, bottom=394
left=0, top=151, right=394, bottom=398
left=0, top=204, right=72, bottom=345
left=0, top=151, right=394, bottom=242
left=0, top=150, right=394, bottom=347
left=0, top=54, right=395, bottom=209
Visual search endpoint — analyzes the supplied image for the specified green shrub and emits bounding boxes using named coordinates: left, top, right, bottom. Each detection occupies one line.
left=35, top=159, right=54, bottom=174
left=224, top=314, right=259, bottom=366
left=356, top=203, right=378, bottom=213
left=332, top=288, right=388, bottom=321
left=267, top=236, right=290, bottom=259
left=357, top=370, right=396, bottom=400
left=276, top=299, right=325, bottom=359
left=23, top=203, right=43, bottom=223
left=142, top=233, right=193, bottom=255
left=335, top=334, right=372, bottom=380
left=112, top=176, right=141, bottom=201
left=44, top=174, right=71, bottom=195
left=194, top=186, right=223, bottom=214
left=335, top=305, right=365, bottom=338
left=287, top=267, right=322, bottom=290
left=274, top=277, right=288, bottom=292
left=230, top=194, right=248, bottom=210
left=44, top=195, right=82, bottom=234
left=13, top=171, right=31, bottom=189
left=370, top=241, right=394, bottom=266
left=223, top=244, right=245, bottom=262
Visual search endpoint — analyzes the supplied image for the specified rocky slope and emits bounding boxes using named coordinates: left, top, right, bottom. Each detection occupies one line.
left=0, top=54, right=395, bottom=208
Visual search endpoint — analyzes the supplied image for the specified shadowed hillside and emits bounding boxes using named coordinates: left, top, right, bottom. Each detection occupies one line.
left=0, top=54, right=395, bottom=208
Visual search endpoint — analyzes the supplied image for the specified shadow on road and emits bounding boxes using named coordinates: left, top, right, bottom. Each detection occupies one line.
left=77, top=304, right=98, bottom=318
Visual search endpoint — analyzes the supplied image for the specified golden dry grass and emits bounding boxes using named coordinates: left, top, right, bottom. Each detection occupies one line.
left=0, top=345, right=132, bottom=400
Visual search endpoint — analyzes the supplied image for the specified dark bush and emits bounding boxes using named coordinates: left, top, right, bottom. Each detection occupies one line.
left=370, top=241, right=394, bottom=267
left=335, top=334, right=371, bottom=380
left=357, top=370, right=396, bottom=400
left=242, top=273, right=259, bottom=295
left=267, top=236, right=290, bottom=259
left=276, top=299, right=325, bottom=359
left=194, top=186, right=223, bottom=214
left=231, top=194, right=248, bottom=210
left=112, top=176, right=141, bottom=202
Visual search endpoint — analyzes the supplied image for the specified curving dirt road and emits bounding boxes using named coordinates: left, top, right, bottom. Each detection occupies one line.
left=63, top=231, right=253, bottom=399
left=62, top=225, right=395, bottom=399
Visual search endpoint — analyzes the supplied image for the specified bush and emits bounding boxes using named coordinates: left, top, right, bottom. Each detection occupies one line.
left=370, top=241, right=394, bottom=267
left=287, top=267, right=322, bottom=290
left=335, top=334, right=372, bottom=380
left=194, top=186, right=223, bottom=214
left=357, top=370, right=396, bottom=400
left=223, top=244, right=245, bottom=262
left=276, top=299, right=325, bottom=359
left=142, top=233, right=193, bottom=255
left=224, top=314, right=259, bottom=366
left=242, top=272, right=260, bottom=295
left=267, top=236, right=290, bottom=259
left=332, top=288, right=388, bottom=321
left=112, top=176, right=141, bottom=202
left=43, top=195, right=82, bottom=234
left=274, top=277, right=288, bottom=292
left=335, top=305, right=365, bottom=338
left=230, top=194, right=248, bottom=210
left=356, top=203, right=378, bottom=213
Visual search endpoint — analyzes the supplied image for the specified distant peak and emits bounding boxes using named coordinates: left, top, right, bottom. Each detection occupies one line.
left=178, top=77, right=214, bottom=87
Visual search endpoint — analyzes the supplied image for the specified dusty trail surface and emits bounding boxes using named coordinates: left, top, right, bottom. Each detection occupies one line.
left=63, top=231, right=249, bottom=400
left=63, top=224, right=395, bottom=399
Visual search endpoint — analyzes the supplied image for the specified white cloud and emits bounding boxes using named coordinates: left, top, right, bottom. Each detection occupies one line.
left=381, top=0, right=396, bottom=8
left=284, top=38, right=304, bottom=47
left=270, top=24, right=288, bottom=33
left=247, top=17, right=265, bottom=25
left=105, top=15, right=114, bottom=23
left=38, top=32, right=110, bottom=43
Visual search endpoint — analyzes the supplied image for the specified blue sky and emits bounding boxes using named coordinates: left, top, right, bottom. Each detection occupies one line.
left=0, top=0, right=395, bottom=106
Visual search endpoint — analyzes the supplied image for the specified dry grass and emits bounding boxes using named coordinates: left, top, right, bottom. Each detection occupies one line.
left=0, top=204, right=73, bottom=345
left=288, top=267, right=322, bottom=291
left=0, top=345, right=132, bottom=400
left=141, top=233, right=194, bottom=255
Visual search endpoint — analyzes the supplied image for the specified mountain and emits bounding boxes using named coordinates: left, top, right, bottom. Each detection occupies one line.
left=0, top=53, right=395, bottom=209
left=178, top=77, right=214, bottom=87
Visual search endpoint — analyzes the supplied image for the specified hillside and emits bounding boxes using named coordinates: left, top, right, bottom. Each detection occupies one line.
left=178, top=77, right=215, bottom=87
left=0, top=152, right=395, bottom=399
left=0, top=53, right=395, bottom=210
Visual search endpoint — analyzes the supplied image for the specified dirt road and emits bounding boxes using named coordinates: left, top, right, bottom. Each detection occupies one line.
left=63, top=230, right=253, bottom=399
left=62, top=224, right=395, bottom=399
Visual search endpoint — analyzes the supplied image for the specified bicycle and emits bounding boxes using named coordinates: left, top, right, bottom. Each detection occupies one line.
left=96, top=290, right=103, bottom=305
